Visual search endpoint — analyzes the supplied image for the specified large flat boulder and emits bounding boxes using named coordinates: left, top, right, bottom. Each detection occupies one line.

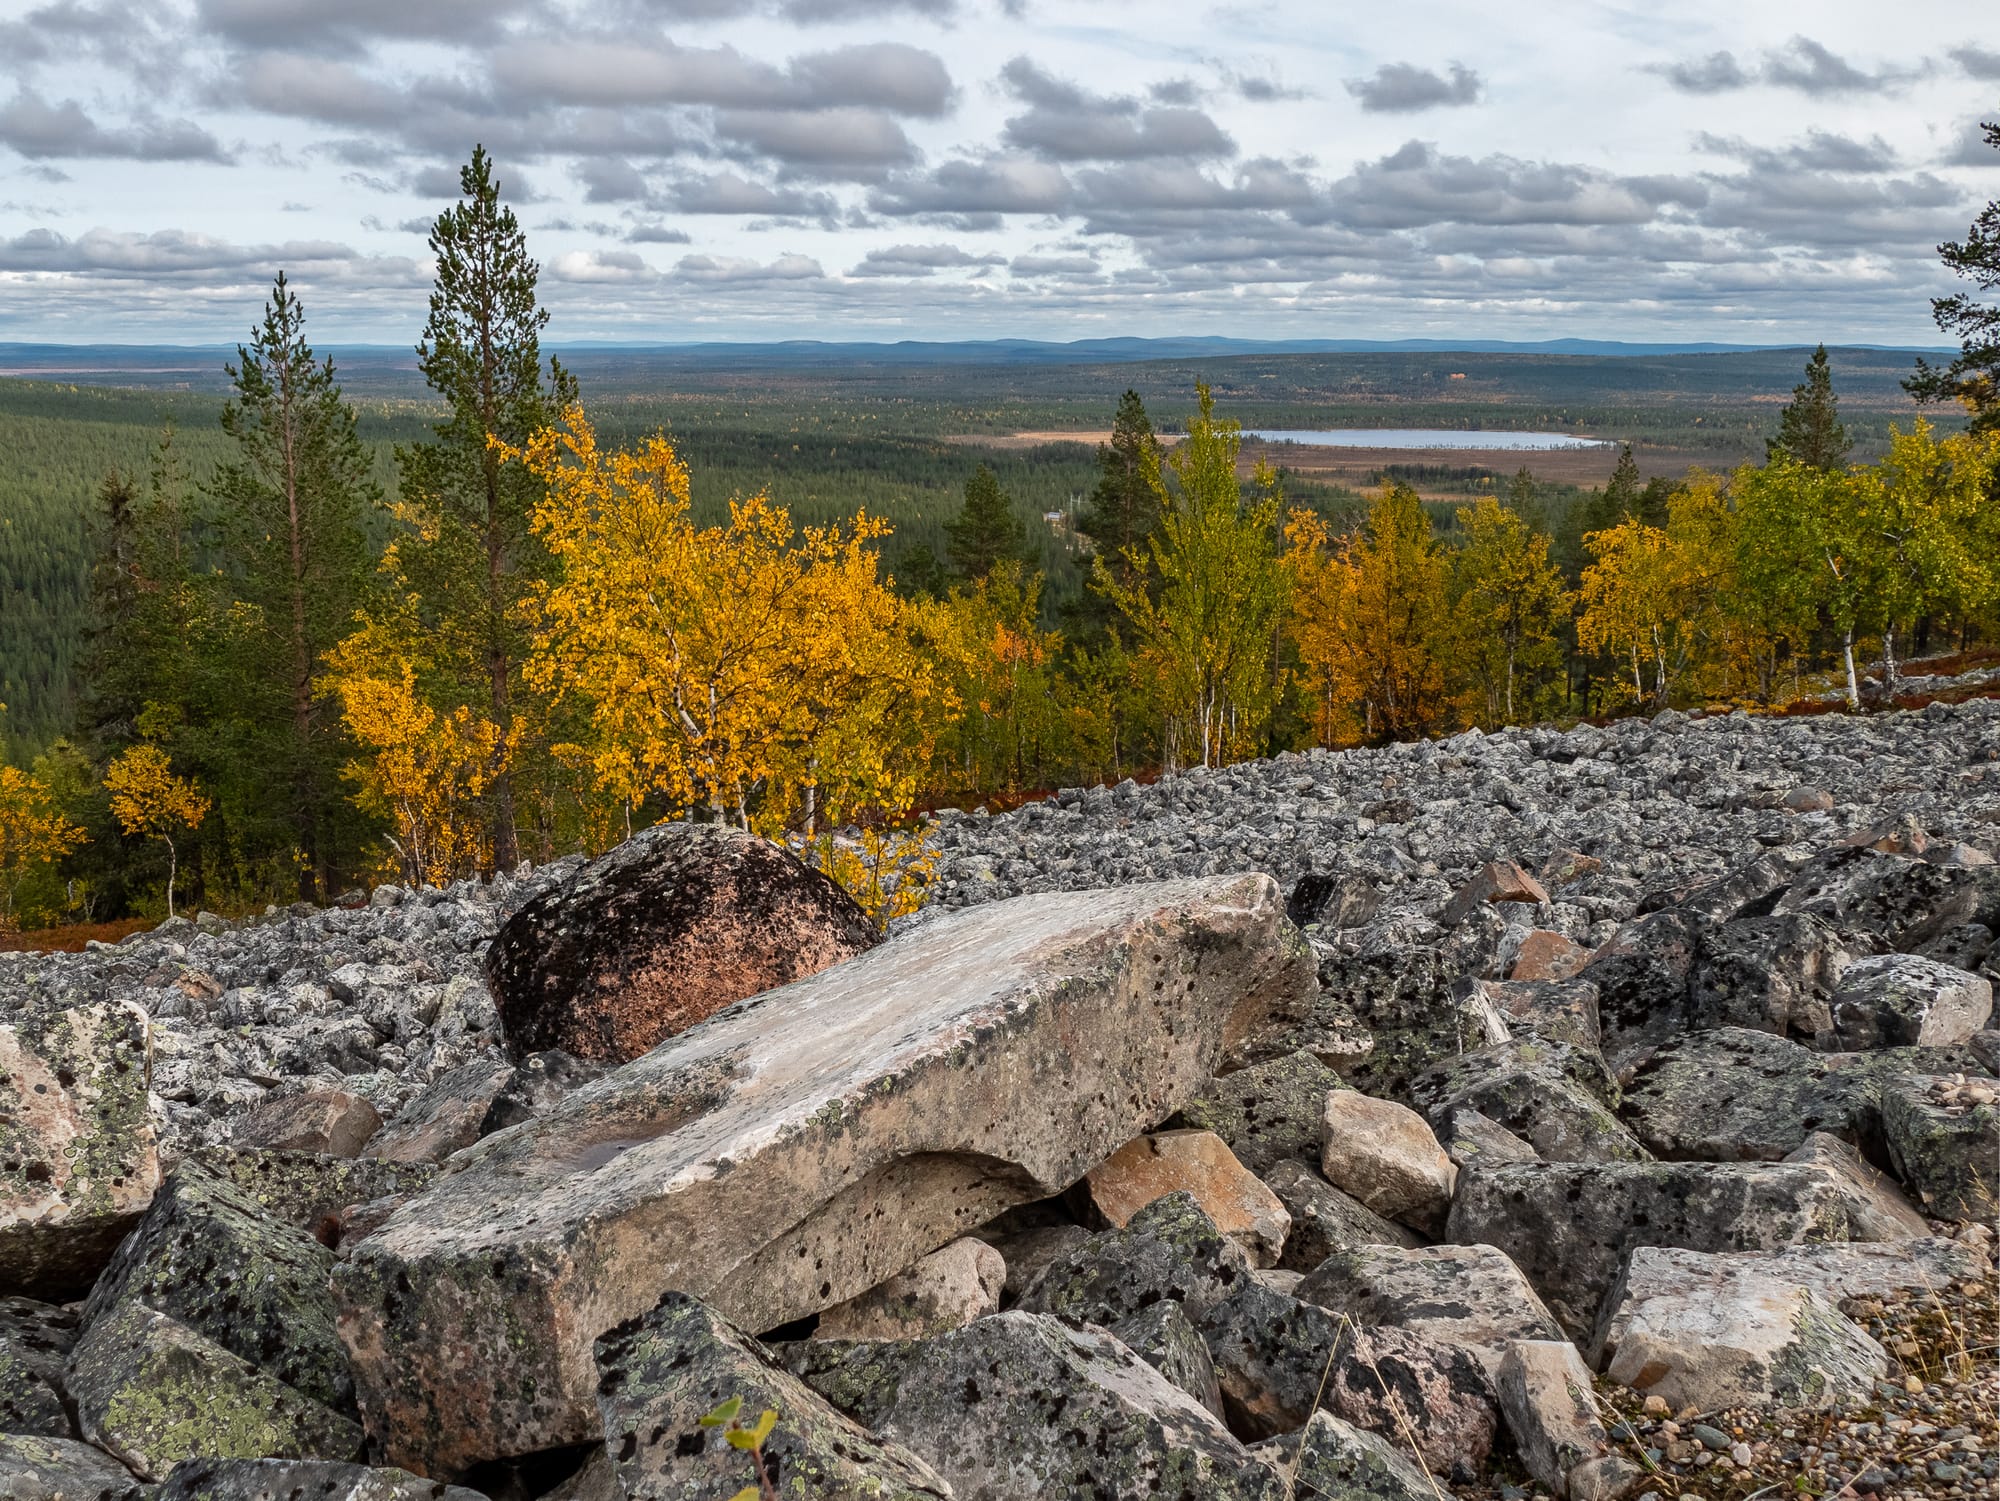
left=155, top=1461, right=488, bottom=1501
left=1294, top=1243, right=1564, bottom=1377
left=1825, top=954, right=1992, bottom=1050
left=0, top=1002, right=161, bottom=1300
left=486, top=822, right=879, bottom=1064
left=0, top=1434, right=141, bottom=1501
left=334, top=874, right=1307, bottom=1475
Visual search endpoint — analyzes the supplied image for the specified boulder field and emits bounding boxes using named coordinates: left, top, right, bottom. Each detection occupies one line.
left=3, top=697, right=1998, bottom=1501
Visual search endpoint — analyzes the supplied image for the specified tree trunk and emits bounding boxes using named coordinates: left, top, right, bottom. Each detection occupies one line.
left=1881, top=626, right=1898, bottom=696
left=280, top=354, right=318, bottom=902
left=164, top=832, right=178, bottom=919
left=1842, top=631, right=1860, bottom=710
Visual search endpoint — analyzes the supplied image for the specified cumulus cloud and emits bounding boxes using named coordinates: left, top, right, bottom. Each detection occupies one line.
left=661, top=170, right=839, bottom=219
left=848, top=242, right=1001, bottom=275
left=0, top=89, right=230, bottom=161
left=624, top=222, right=692, bottom=243
left=672, top=251, right=824, bottom=282
left=1317, top=140, right=1690, bottom=230
left=1951, top=45, right=2000, bottom=80
left=1657, top=37, right=1912, bottom=96
left=1694, top=129, right=1899, bottom=174
left=0, top=225, right=358, bottom=274
left=1343, top=62, right=1481, bottom=114
left=1010, top=252, right=1098, bottom=276
left=869, top=155, right=1072, bottom=217
left=194, top=0, right=539, bottom=56
left=714, top=108, right=918, bottom=176
left=548, top=247, right=656, bottom=282
left=490, top=37, right=952, bottom=116
left=998, top=59, right=1234, bottom=161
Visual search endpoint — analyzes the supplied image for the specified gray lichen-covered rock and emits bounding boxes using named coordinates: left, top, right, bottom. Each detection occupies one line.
left=1167, top=1051, right=1343, bottom=1175
left=814, top=1236, right=1004, bottom=1342
left=1249, top=1411, right=1435, bottom=1501
left=0, top=1433, right=142, bottom=1501
left=1782, top=1133, right=1929, bottom=1240
left=593, top=1292, right=950, bottom=1501
left=1577, top=910, right=1701, bottom=1072
left=182, top=1147, right=436, bottom=1241
left=1437, top=1106, right=1540, bottom=1170
left=1316, top=943, right=1513, bottom=1104
left=0, top=1001, right=161, bottom=1299
left=155, top=1460, right=488, bottom=1501
left=1447, top=1160, right=1864, bottom=1338
left=1687, top=912, right=1845, bottom=1038
left=231, top=1090, right=382, bottom=1159
left=336, top=875, right=1308, bottom=1475
left=1593, top=1248, right=1888, bottom=1411
left=1495, top=1341, right=1634, bottom=1501
left=1259, top=1160, right=1422, bottom=1274
left=1109, top=1302, right=1225, bottom=1419
left=1826, top=954, right=1993, bottom=1050
left=1295, top=1243, right=1564, bottom=1377
left=0, top=1298, right=76, bottom=1438
left=1192, top=1279, right=1498, bottom=1477
left=1773, top=845, right=1985, bottom=947
left=1478, top=977, right=1603, bottom=1054
left=66, top=1303, right=362, bottom=1481
left=80, top=1160, right=351, bottom=1413
left=487, top=822, right=880, bottom=1064
left=1018, top=1191, right=1252, bottom=1324
left=1409, top=1037, right=1646, bottom=1165
left=787, top=1312, right=1286, bottom=1501
left=1880, top=1074, right=2000, bottom=1221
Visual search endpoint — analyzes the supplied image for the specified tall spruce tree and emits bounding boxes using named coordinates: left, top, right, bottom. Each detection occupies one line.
left=1768, top=345, right=1853, bottom=471
left=1906, top=122, right=1999, bottom=434
left=946, top=462, right=1026, bottom=582
left=394, top=146, right=574, bottom=870
left=1078, top=390, right=1162, bottom=585
left=209, top=272, right=379, bottom=898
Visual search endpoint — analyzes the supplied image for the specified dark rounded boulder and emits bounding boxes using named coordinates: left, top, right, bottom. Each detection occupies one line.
left=487, top=823, right=878, bottom=1063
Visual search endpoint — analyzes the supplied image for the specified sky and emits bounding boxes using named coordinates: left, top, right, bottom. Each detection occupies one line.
left=0, top=0, right=1994, bottom=346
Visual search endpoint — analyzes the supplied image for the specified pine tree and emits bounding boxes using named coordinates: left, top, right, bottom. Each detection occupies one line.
left=945, top=463, right=1026, bottom=582
left=1906, top=122, right=1999, bottom=434
left=1768, top=345, right=1852, bottom=471
left=390, top=145, right=575, bottom=870
left=210, top=272, right=379, bottom=898
left=1078, top=390, right=1161, bottom=589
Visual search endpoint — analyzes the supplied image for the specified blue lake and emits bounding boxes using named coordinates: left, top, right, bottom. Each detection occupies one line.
left=1244, top=429, right=1613, bottom=450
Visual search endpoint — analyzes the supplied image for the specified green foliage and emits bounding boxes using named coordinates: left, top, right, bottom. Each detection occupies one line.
left=1768, top=345, right=1853, bottom=471
left=944, top=462, right=1026, bottom=582
left=1906, top=122, right=2000, bottom=434
left=700, top=1396, right=779, bottom=1501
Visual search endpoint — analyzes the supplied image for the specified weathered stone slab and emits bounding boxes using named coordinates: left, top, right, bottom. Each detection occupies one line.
left=1249, top=1411, right=1434, bottom=1501
left=1409, top=1038, right=1645, bottom=1165
left=1318, top=1091, right=1455, bottom=1235
left=1109, top=1302, right=1226, bottom=1419
left=1259, top=1160, right=1422, bottom=1274
left=68, top=1303, right=361, bottom=1482
left=334, top=875, right=1306, bottom=1474
left=155, top=1460, right=488, bottom=1501
left=0, top=1297, right=76, bottom=1438
left=594, top=1292, right=950, bottom=1501
left=232, top=1089, right=381, bottom=1158
left=1295, top=1243, right=1564, bottom=1376
left=184, top=1147, right=435, bottom=1239
left=1881, top=1073, right=2000, bottom=1221
left=1577, top=911, right=1701, bottom=1073
left=1687, top=913, right=1844, bottom=1038
left=1167, top=1051, right=1342, bottom=1176
left=1826, top=954, right=1992, bottom=1050
left=487, top=822, right=879, bottom=1064
left=814, top=1236, right=1003, bottom=1342
left=786, top=1312, right=1287, bottom=1501
left=1496, top=1341, right=1636, bottom=1501
left=0, top=1002, right=160, bottom=1299
left=1018, top=1191, right=1251, bottom=1326
left=0, top=1433, right=141, bottom=1501
left=1447, top=1160, right=1865, bottom=1338
left=1783, top=1133, right=1929, bottom=1240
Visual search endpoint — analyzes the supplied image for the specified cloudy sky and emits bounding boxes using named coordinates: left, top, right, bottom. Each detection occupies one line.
left=0, top=0, right=1993, bottom=345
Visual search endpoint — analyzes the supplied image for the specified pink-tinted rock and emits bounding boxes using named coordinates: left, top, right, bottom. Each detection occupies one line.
left=1443, top=861, right=1550, bottom=927
left=486, top=823, right=878, bottom=1063
left=1084, top=1130, right=1291, bottom=1267
left=1509, top=930, right=1591, bottom=983
left=234, top=1090, right=382, bottom=1158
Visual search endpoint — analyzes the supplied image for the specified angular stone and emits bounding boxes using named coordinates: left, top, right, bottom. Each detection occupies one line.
left=363, top=1061, right=517, bottom=1165
left=1774, top=846, right=1986, bottom=948
left=1409, top=1038, right=1645, bottom=1165
left=1593, top=1252, right=1887, bottom=1410
left=975, top=1217, right=1088, bottom=1306
left=1881, top=1074, right=2000, bottom=1221
left=1192, top=1280, right=1498, bottom=1479
left=1313, top=943, right=1510, bottom=1102
left=1018, top=1191, right=1252, bottom=1325
left=1826, top=955, right=1993, bottom=1050
left=1688, top=912, right=1846, bottom=1039
left=0, top=1298, right=76, bottom=1438
left=1447, top=1160, right=1868, bottom=1338
left=487, top=822, right=879, bottom=1064
left=1496, top=1341, right=1625, bottom=1500
left=1109, top=1302, right=1225, bottom=1419
left=0, top=1434, right=140, bottom=1501
left=155, top=1460, right=488, bottom=1501
left=0, top=1002, right=161, bottom=1300
left=1167, top=1051, right=1343, bottom=1176
left=1621, top=1028, right=1875, bottom=1162
left=1318, top=1091, right=1455, bottom=1235
left=184, top=1147, right=435, bottom=1240
left=1480, top=977, right=1603, bottom=1053
left=79, top=1160, right=352, bottom=1412
left=1287, top=872, right=1383, bottom=931
left=1249, top=1411, right=1433, bottom=1501
left=1443, top=861, right=1550, bottom=927
left=786, top=1311, right=1286, bottom=1501
left=1508, top=931, right=1590, bottom=983
left=1296, top=1243, right=1565, bottom=1377
left=1577, top=910, right=1701, bottom=1073
left=1783, top=1134, right=1929, bottom=1240
left=67, top=1303, right=361, bottom=1481
left=814, top=1236, right=1004, bottom=1341
left=594, top=1292, right=950, bottom=1501
left=1259, top=1160, right=1422, bottom=1274
left=1438, top=1106, right=1539, bottom=1170
left=1083, top=1130, right=1290, bottom=1267
left=232, top=1090, right=381, bottom=1159
left=335, top=875, right=1307, bottom=1474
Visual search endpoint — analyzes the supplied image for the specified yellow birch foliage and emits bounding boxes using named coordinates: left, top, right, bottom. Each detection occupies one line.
left=1447, top=498, right=1572, bottom=725
left=322, top=629, right=510, bottom=886
left=0, top=765, right=87, bottom=930
left=104, top=744, right=209, bottom=918
left=505, top=403, right=942, bottom=837
left=913, top=562, right=1066, bottom=794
